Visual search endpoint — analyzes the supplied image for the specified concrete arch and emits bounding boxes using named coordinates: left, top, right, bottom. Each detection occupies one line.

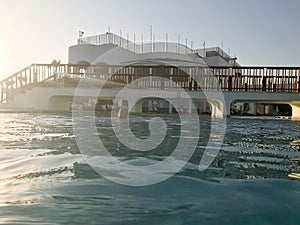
left=222, top=92, right=300, bottom=119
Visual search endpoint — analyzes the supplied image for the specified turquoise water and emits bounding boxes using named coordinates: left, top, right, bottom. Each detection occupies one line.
left=0, top=113, right=300, bottom=224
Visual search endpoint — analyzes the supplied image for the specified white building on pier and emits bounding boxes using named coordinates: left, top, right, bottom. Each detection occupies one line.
left=0, top=32, right=300, bottom=118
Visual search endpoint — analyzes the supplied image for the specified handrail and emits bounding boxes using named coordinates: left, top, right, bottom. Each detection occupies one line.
left=0, top=64, right=70, bottom=103
left=77, top=32, right=194, bottom=54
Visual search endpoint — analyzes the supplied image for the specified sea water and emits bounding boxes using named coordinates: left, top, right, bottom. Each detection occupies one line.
left=0, top=113, right=299, bottom=224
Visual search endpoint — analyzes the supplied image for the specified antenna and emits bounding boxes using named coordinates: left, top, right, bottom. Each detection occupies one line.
left=185, top=38, right=188, bottom=54
left=165, top=33, right=168, bottom=52
left=153, top=33, right=155, bottom=52
left=119, top=30, right=122, bottom=46
left=221, top=41, right=224, bottom=57
left=134, top=33, right=136, bottom=52
left=177, top=35, right=180, bottom=53
left=127, top=33, right=129, bottom=49
left=107, top=27, right=111, bottom=43
left=150, top=25, right=152, bottom=52
left=141, top=34, right=143, bottom=53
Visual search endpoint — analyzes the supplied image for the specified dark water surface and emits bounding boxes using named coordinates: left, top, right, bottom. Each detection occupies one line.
left=0, top=113, right=299, bottom=224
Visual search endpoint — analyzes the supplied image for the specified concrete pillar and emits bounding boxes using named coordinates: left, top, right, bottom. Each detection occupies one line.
left=224, top=100, right=231, bottom=118
left=209, top=100, right=222, bottom=118
left=118, top=106, right=128, bottom=118
left=128, top=98, right=143, bottom=113
left=291, top=103, right=300, bottom=119
left=209, top=99, right=231, bottom=118
left=0, top=85, right=3, bottom=103
left=169, top=101, right=172, bottom=114
left=188, top=100, right=192, bottom=114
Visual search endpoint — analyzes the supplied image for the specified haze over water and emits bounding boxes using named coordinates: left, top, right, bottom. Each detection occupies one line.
left=0, top=112, right=300, bottom=224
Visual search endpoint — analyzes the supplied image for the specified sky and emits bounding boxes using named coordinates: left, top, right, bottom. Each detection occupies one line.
left=0, top=0, right=300, bottom=79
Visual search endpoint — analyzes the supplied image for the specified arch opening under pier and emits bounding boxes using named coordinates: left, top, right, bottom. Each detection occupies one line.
left=221, top=93, right=300, bottom=119
left=230, top=101, right=292, bottom=117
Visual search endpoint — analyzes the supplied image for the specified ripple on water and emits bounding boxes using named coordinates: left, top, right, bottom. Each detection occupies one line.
left=0, top=113, right=300, bottom=224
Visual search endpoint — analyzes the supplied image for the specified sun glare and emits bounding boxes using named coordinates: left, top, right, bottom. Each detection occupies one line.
left=0, top=53, right=5, bottom=78
left=0, top=42, right=11, bottom=78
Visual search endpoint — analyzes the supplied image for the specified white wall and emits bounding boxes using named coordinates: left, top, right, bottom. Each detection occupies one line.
left=68, top=44, right=119, bottom=64
left=202, top=56, right=231, bottom=66
left=68, top=44, right=207, bottom=66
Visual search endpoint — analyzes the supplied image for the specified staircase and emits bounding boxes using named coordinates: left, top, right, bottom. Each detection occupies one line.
left=0, top=64, right=79, bottom=104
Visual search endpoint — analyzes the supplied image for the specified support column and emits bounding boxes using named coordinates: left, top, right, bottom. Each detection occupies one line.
left=291, top=103, right=300, bottom=119
left=188, top=100, right=192, bottom=114
left=127, top=98, right=143, bottom=113
left=209, top=99, right=231, bottom=118
left=224, top=99, right=231, bottom=118
left=210, top=101, right=223, bottom=118
left=0, top=85, right=3, bottom=103
left=169, top=101, right=172, bottom=114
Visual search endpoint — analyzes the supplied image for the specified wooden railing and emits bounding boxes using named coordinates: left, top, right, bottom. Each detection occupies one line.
left=0, top=64, right=89, bottom=103
left=1, top=64, right=300, bottom=103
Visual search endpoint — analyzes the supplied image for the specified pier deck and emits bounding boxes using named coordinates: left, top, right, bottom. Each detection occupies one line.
left=1, top=64, right=300, bottom=117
